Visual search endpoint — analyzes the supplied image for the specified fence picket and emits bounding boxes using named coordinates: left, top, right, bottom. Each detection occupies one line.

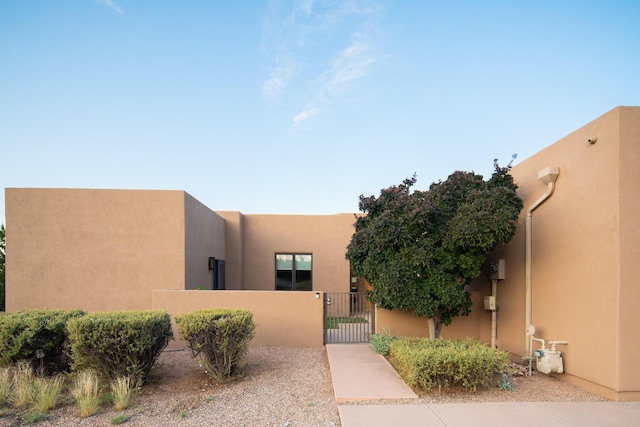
left=324, top=292, right=374, bottom=343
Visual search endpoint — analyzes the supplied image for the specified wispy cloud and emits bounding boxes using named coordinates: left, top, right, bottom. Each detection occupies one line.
left=261, top=56, right=296, bottom=104
left=292, top=108, right=320, bottom=127
left=97, top=0, right=123, bottom=15
left=326, top=39, right=373, bottom=93
left=292, top=37, right=374, bottom=128
left=261, top=0, right=385, bottom=128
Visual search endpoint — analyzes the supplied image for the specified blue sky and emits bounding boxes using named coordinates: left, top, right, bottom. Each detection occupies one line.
left=1, top=0, right=639, bottom=225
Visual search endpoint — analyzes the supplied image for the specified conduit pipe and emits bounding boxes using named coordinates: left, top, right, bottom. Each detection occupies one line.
left=491, top=278, right=497, bottom=348
left=525, top=167, right=559, bottom=357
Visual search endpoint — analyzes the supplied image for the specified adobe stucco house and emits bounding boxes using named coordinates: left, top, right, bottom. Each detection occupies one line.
left=4, top=190, right=357, bottom=347
left=4, top=106, right=639, bottom=400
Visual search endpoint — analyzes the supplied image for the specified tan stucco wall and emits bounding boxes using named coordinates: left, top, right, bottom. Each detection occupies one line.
left=485, top=106, right=640, bottom=400
left=616, top=107, right=640, bottom=396
left=5, top=188, right=186, bottom=312
left=375, top=291, right=489, bottom=342
left=240, top=214, right=355, bottom=292
left=215, top=211, right=244, bottom=290
left=184, top=193, right=225, bottom=290
left=152, top=290, right=324, bottom=347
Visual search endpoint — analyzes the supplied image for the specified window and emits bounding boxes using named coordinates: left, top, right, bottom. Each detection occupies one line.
left=275, top=254, right=312, bottom=291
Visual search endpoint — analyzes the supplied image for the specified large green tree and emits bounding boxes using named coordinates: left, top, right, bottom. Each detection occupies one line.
left=346, top=161, right=523, bottom=339
left=0, top=223, right=5, bottom=311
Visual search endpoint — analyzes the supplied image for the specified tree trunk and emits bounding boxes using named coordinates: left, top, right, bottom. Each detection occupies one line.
left=427, top=316, right=442, bottom=339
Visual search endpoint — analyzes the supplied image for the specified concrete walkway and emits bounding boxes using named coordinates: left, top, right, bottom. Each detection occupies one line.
left=326, top=343, right=417, bottom=402
left=326, top=344, right=640, bottom=427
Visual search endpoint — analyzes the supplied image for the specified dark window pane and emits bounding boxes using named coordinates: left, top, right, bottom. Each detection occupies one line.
left=276, top=270, right=293, bottom=291
left=295, top=269, right=312, bottom=291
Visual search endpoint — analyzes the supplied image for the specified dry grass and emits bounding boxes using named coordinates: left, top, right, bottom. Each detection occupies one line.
left=32, top=375, right=64, bottom=412
left=110, top=376, right=132, bottom=410
left=11, top=362, right=35, bottom=408
left=71, top=370, right=100, bottom=417
left=0, top=367, right=11, bottom=407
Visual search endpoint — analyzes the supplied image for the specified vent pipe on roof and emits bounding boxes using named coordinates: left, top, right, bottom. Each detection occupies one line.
left=525, top=167, right=560, bottom=358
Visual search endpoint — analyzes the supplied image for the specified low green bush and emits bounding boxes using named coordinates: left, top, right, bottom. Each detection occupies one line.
left=370, top=327, right=396, bottom=355
left=67, top=311, right=173, bottom=385
left=176, top=308, right=255, bottom=382
left=389, top=338, right=509, bottom=392
left=0, top=309, right=86, bottom=374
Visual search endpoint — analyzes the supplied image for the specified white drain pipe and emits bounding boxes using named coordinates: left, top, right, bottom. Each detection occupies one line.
left=525, top=167, right=559, bottom=357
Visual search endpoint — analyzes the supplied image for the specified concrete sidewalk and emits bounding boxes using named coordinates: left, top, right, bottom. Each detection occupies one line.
left=325, top=343, right=417, bottom=402
left=326, top=344, right=640, bottom=427
left=338, top=402, right=640, bottom=427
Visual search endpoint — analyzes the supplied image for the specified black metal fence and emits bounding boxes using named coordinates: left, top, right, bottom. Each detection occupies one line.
left=324, top=292, right=374, bottom=343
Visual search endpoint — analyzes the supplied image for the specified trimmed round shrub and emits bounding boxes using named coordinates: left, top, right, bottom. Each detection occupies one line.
left=67, top=310, right=173, bottom=385
left=0, top=309, right=87, bottom=374
left=176, top=308, right=255, bottom=382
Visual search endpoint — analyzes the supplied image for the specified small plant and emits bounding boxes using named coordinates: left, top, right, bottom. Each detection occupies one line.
left=99, top=393, right=114, bottom=405
left=32, top=375, right=64, bottom=412
left=179, top=410, right=186, bottom=419
left=370, top=327, right=395, bottom=355
left=111, top=376, right=132, bottom=410
left=12, top=362, right=35, bottom=408
left=22, top=411, right=46, bottom=425
left=0, top=366, right=11, bottom=406
left=498, top=372, right=514, bottom=391
left=110, top=414, right=130, bottom=425
left=71, top=370, right=100, bottom=417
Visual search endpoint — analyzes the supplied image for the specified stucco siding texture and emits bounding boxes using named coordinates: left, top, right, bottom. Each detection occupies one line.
left=240, top=214, right=355, bottom=292
left=152, top=289, right=324, bottom=347
left=184, top=193, right=225, bottom=290
left=375, top=291, right=488, bottom=341
left=486, top=106, right=640, bottom=398
left=5, top=188, right=186, bottom=312
left=617, top=107, right=640, bottom=393
left=214, top=211, right=244, bottom=290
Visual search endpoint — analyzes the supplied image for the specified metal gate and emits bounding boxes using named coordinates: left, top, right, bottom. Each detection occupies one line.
left=324, top=292, right=374, bottom=343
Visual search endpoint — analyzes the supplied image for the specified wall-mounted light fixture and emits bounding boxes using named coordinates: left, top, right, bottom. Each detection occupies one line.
left=208, top=257, right=216, bottom=270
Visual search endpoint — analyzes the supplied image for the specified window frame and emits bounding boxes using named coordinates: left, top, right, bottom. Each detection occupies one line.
left=275, top=253, right=313, bottom=291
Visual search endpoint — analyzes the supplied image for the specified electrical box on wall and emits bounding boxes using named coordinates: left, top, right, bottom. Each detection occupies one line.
left=484, top=296, right=496, bottom=311
left=489, top=259, right=506, bottom=280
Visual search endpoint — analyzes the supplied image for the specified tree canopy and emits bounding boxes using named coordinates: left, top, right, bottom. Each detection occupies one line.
left=346, top=162, right=523, bottom=338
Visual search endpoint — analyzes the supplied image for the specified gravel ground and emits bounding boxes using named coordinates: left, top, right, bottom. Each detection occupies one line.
left=0, top=346, right=606, bottom=427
